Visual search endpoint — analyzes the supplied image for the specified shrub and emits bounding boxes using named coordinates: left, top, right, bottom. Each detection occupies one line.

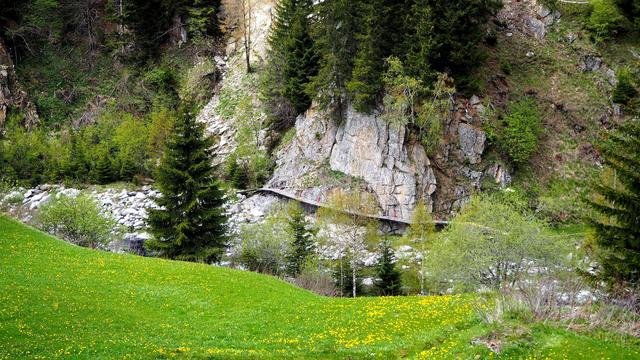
left=587, top=0, right=625, bottom=42
left=485, top=30, right=498, bottom=46
left=39, top=194, right=118, bottom=248
left=500, top=98, right=543, bottom=166
left=235, top=218, right=291, bottom=275
left=500, top=61, right=512, bottom=75
left=426, top=194, right=567, bottom=292
left=288, top=266, right=339, bottom=297
left=612, top=68, right=639, bottom=104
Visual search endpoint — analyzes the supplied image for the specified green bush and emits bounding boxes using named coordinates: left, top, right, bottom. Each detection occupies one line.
left=426, top=195, right=567, bottom=292
left=500, top=61, right=512, bottom=75
left=587, top=0, right=625, bottom=42
left=39, top=194, right=119, bottom=248
left=236, top=217, right=291, bottom=275
left=612, top=68, right=639, bottom=104
left=485, top=30, right=498, bottom=47
left=500, top=98, right=543, bottom=166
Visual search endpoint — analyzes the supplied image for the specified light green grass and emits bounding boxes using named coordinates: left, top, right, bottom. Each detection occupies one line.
left=1, top=216, right=639, bottom=359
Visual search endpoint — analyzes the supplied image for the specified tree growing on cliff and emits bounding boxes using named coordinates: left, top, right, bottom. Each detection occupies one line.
left=267, top=0, right=318, bottom=115
left=347, top=0, right=386, bottom=113
left=308, top=0, right=359, bottom=120
left=586, top=119, right=640, bottom=288
left=424, top=0, right=501, bottom=84
left=146, top=104, right=228, bottom=263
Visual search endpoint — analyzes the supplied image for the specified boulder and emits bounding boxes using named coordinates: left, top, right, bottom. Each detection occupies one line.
left=527, top=17, right=547, bottom=39
left=580, top=55, right=603, bottom=72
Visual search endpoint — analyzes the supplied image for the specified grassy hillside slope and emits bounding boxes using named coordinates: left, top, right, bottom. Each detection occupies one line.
left=0, top=216, right=638, bottom=359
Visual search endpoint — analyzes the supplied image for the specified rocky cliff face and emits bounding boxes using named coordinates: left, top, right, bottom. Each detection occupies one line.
left=267, top=99, right=509, bottom=220
left=268, top=106, right=437, bottom=222
left=199, top=0, right=515, bottom=221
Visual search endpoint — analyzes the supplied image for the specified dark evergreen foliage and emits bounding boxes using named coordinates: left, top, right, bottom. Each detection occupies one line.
left=587, top=119, right=640, bottom=287
left=94, top=153, right=114, bottom=185
left=285, top=204, right=317, bottom=277
left=425, top=0, right=501, bottom=76
left=347, top=0, right=386, bottom=113
left=404, top=0, right=434, bottom=83
left=308, top=0, right=360, bottom=119
left=613, top=70, right=639, bottom=105
left=267, top=0, right=318, bottom=115
left=146, top=105, right=228, bottom=263
left=123, top=0, right=221, bottom=59
left=615, top=0, right=640, bottom=27
left=374, top=241, right=403, bottom=296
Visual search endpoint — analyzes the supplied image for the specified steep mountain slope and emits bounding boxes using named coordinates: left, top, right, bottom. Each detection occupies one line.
left=204, top=0, right=638, bottom=222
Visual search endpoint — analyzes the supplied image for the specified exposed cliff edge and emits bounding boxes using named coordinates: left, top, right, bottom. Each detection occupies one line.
left=267, top=99, right=510, bottom=221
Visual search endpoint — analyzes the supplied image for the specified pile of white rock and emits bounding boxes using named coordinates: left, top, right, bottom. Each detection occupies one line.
left=2, top=184, right=163, bottom=254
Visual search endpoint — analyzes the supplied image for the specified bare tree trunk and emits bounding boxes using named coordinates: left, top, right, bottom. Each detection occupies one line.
left=352, top=263, right=357, bottom=298
left=240, top=0, right=252, bottom=73
left=339, top=257, right=344, bottom=297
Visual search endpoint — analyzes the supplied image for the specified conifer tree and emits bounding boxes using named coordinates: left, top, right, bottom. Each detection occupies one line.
left=285, top=204, right=317, bottom=277
left=347, top=0, right=386, bottom=113
left=267, top=0, right=318, bottom=115
left=404, top=0, right=434, bottom=83
left=146, top=104, right=228, bottom=263
left=424, top=0, right=501, bottom=77
left=94, top=152, right=114, bottom=185
left=587, top=119, right=640, bottom=287
left=63, top=131, right=89, bottom=181
left=374, top=240, right=403, bottom=296
left=309, top=0, right=360, bottom=119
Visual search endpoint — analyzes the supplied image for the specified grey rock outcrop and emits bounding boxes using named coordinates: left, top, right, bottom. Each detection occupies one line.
left=458, top=123, right=486, bottom=165
left=498, top=0, right=561, bottom=40
left=268, top=105, right=437, bottom=221
left=579, top=55, right=603, bottom=72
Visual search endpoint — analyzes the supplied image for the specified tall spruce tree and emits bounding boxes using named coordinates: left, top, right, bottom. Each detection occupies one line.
left=94, top=151, right=114, bottom=185
left=374, top=240, right=403, bottom=296
left=587, top=119, right=640, bottom=287
left=404, top=0, right=434, bottom=83
left=347, top=0, right=385, bottom=113
left=347, top=0, right=404, bottom=113
left=309, top=0, right=360, bottom=119
left=146, top=105, right=228, bottom=263
left=267, top=0, right=318, bottom=115
left=424, top=0, right=501, bottom=77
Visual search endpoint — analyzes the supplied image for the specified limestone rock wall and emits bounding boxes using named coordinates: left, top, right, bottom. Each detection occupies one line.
left=270, top=106, right=437, bottom=222
left=267, top=97, right=512, bottom=220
